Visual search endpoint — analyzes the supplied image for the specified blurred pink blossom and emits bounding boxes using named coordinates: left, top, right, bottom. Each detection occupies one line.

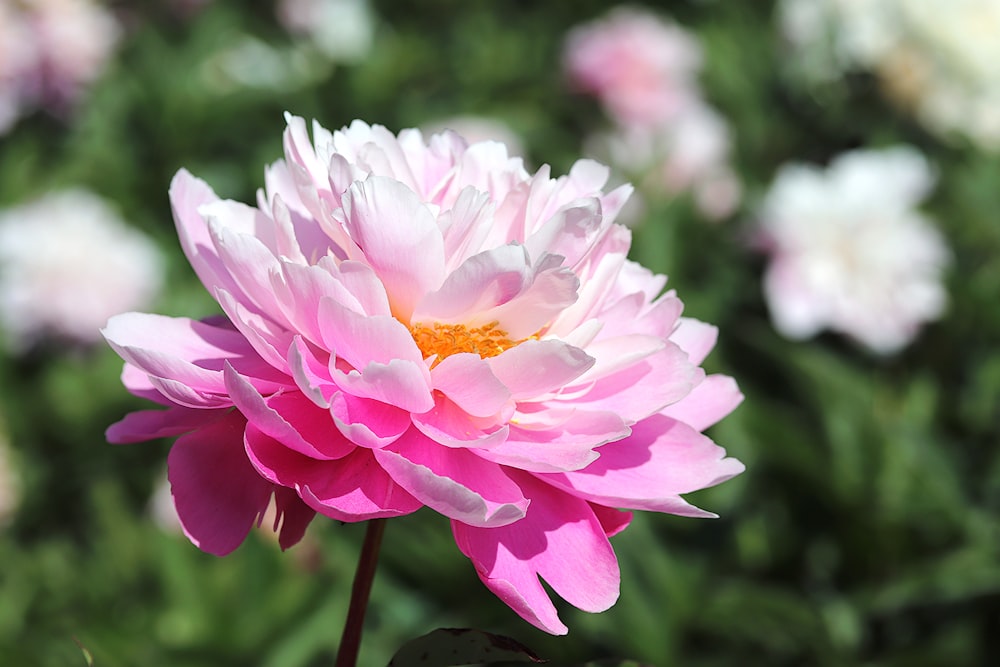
left=564, top=7, right=742, bottom=220
left=276, top=0, right=375, bottom=62
left=0, top=189, right=163, bottom=350
left=0, top=0, right=120, bottom=130
left=104, top=115, right=744, bottom=634
left=564, top=6, right=703, bottom=128
left=757, top=146, right=950, bottom=353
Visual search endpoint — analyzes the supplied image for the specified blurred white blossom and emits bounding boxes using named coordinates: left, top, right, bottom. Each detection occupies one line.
left=0, top=190, right=164, bottom=351
left=757, top=146, right=950, bottom=354
left=778, top=0, right=1000, bottom=150
left=276, top=0, right=375, bottom=63
left=423, top=115, right=527, bottom=161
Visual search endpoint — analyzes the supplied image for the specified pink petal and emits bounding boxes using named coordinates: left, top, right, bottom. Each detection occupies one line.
left=271, top=486, right=317, bottom=550
left=341, top=176, right=446, bottom=320
left=169, top=169, right=239, bottom=300
left=561, top=343, right=701, bottom=423
left=487, top=339, right=594, bottom=399
left=523, top=198, right=608, bottom=270
left=411, top=394, right=510, bottom=449
left=318, top=296, right=425, bottom=368
left=538, top=414, right=745, bottom=517
left=245, top=431, right=421, bottom=521
left=107, top=406, right=228, bottom=444
left=332, top=359, right=435, bottom=414
left=374, top=429, right=528, bottom=527
left=168, top=411, right=273, bottom=556
left=287, top=336, right=336, bottom=408
left=216, top=288, right=295, bottom=371
left=590, top=504, right=633, bottom=537
left=431, top=353, right=511, bottom=418
left=661, top=374, right=744, bottom=431
left=476, top=408, right=629, bottom=473
left=224, top=364, right=353, bottom=460
left=671, top=318, right=718, bottom=365
left=330, top=392, right=411, bottom=448
left=452, top=473, right=620, bottom=635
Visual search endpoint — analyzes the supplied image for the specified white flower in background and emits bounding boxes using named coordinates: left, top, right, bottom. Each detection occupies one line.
left=0, top=2, right=38, bottom=133
left=757, top=146, right=950, bottom=354
left=564, top=7, right=741, bottom=220
left=277, top=0, right=375, bottom=63
left=0, top=190, right=164, bottom=351
left=778, top=0, right=1000, bottom=150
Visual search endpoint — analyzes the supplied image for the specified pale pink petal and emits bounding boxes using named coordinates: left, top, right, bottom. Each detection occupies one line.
left=168, top=411, right=273, bottom=556
left=452, top=473, right=619, bottom=635
left=287, top=336, right=336, bottom=408
left=224, top=364, right=353, bottom=460
left=332, top=359, right=435, bottom=413
left=375, top=430, right=528, bottom=527
left=318, top=297, right=425, bottom=368
left=661, top=374, right=743, bottom=431
left=487, top=340, right=594, bottom=399
left=671, top=317, right=718, bottom=365
left=216, top=288, right=295, bottom=371
left=561, top=344, right=700, bottom=423
left=169, top=169, right=238, bottom=299
left=476, top=408, right=629, bottom=472
left=480, top=262, right=580, bottom=339
left=411, top=394, right=510, bottom=449
left=431, top=353, right=511, bottom=418
left=524, top=199, right=608, bottom=270
left=341, top=176, right=446, bottom=319
left=330, top=392, right=411, bottom=448
left=538, top=414, right=745, bottom=517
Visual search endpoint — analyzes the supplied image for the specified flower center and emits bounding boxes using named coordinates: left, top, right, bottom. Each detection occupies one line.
left=409, top=321, right=525, bottom=365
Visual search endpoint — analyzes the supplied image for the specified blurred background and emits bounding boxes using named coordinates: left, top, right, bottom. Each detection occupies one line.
left=1, top=0, right=999, bottom=665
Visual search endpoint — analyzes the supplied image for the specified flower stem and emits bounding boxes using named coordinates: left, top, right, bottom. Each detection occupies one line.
left=335, top=518, right=387, bottom=667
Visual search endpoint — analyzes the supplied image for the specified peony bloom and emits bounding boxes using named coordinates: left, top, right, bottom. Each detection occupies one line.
left=0, top=189, right=164, bottom=351
left=757, top=146, right=950, bottom=354
left=564, top=7, right=742, bottom=220
left=563, top=6, right=703, bottom=129
left=104, top=115, right=744, bottom=634
left=0, top=0, right=120, bottom=132
left=778, top=0, right=1000, bottom=150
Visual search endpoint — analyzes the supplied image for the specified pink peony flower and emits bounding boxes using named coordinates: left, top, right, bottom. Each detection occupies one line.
left=104, top=114, right=744, bottom=634
left=563, top=6, right=703, bottom=129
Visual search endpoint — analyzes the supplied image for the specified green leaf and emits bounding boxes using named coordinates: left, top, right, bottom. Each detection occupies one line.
left=387, top=628, right=545, bottom=667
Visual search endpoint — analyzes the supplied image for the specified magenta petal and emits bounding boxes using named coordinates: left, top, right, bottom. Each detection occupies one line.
left=168, top=411, right=272, bottom=556
left=590, top=504, right=633, bottom=538
left=375, top=429, right=528, bottom=527
left=539, top=414, right=745, bottom=517
left=487, top=339, right=594, bottom=399
left=431, top=353, right=511, bottom=418
left=452, top=473, right=620, bottom=635
left=271, top=486, right=316, bottom=550
left=661, top=374, right=744, bottom=431
left=244, top=430, right=420, bottom=521
left=107, top=406, right=228, bottom=444
left=224, top=364, right=353, bottom=460
left=330, top=392, right=411, bottom=448
left=341, top=176, right=446, bottom=320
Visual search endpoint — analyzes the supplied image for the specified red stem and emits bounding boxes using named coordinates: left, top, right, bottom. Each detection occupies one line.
left=335, top=518, right=387, bottom=667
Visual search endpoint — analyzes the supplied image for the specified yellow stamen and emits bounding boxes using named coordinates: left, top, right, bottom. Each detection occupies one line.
left=409, top=321, right=528, bottom=365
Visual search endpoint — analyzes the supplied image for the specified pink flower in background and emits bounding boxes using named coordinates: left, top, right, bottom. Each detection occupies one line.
left=563, top=6, right=702, bottom=129
left=757, top=146, right=950, bottom=353
left=0, top=0, right=120, bottom=131
left=564, top=7, right=742, bottom=221
left=0, top=189, right=163, bottom=351
left=104, top=115, right=744, bottom=634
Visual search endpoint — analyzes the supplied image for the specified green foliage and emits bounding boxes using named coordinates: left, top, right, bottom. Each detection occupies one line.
left=2, top=1, right=999, bottom=666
